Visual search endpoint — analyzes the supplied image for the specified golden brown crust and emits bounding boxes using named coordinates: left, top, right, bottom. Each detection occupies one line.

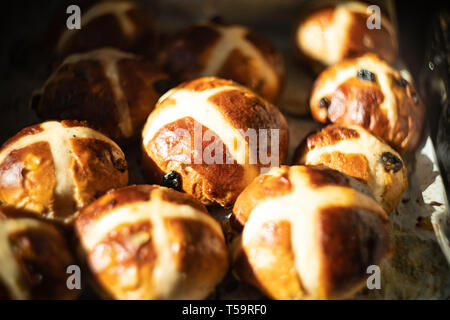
left=294, top=2, right=397, bottom=72
left=310, top=54, right=425, bottom=152
left=76, top=184, right=208, bottom=234
left=295, top=124, right=408, bottom=214
left=0, top=142, right=56, bottom=216
left=177, top=77, right=232, bottom=92
left=142, top=77, right=289, bottom=208
left=317, top=152, right=370, bottom=183
left=317, top=206, right=391, bottom=299
left=232, top=167, right=292, bottom=228
left=161, top=23, right=284, bottom=101
left=233, top=221, right=304, bottom=299
left=75, top=184, right=228, bottom=299
left=70, top=138, right=128, bottom=207
left=232, top=165, right=391, bottom=300
left=0, top=121, right=128, bottom=224
left=0, top=208, right=78, bottom=300
left=146, top=117, right=246, bottom=207
left=33, top=49, right=169, bottom=143
left=165, top=218, right=229, bottom=297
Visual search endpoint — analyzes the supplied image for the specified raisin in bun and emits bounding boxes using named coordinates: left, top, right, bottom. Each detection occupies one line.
left=75, top=184, right=228, bottom=299
left=0, top=207, right=78, bottom=300
left=294, top=1, right=397, bottom=73
left=32, top=48, right=170, bottom=143
left=141, top=77, right=289, bottom=207
left=294, top=125, right=407, bottom=213
left=52, top=0, right=155, bottom=57
left=310, top=54, right=425, bottom=153
left=160, top=21, right=284, bottom=102
left=0, top=120, right=128, bottom=224
left=232, top=165, right=391, bottom=300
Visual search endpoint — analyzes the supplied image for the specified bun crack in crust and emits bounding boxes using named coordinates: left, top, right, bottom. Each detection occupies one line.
left=310, top=54, right=425, bottom=152
left=295, top=1, right=397, bottom=71
left=161, top=22, right=284, bottom=101
left=142, top=77, right=289, bottom=207
left=0, top=120, right=128, bottom=224
left=232, top=165, right=391, bottom=300
left=295, top=125, right=407, bottom=213
left=33, top=48, right=169, bottom=143
left=53, top=0, right=154, bottom=57
left=0, top=208, right=77, bottom=300
left=75, top=185, right=228, bottom=300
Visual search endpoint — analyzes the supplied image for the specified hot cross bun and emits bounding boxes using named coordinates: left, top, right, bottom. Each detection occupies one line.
left=141, top=77, right=289, bottom=207
left=295, top=125, right=407, bottom=213
left=33, top=48, right=170, bottom=143
left=310, top=54, right=425, bottom=152
left=0, top=120, right=128, bottom=224
left=232, top=165, right=391, bottom=300
left=75, top=184, right=228, bottom=299
left=294, top=1, right=397, bottom=72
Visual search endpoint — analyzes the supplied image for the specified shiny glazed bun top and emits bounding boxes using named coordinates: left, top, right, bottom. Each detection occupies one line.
left=33, top=48, right=169, bottom=143
left=161, top=21, right=284, bottom=101
left=310, top=54, right=425, bottom=152
left=142, top=77, right=289, bottom=207
left=295, top=1, right=397, bottom=71
left=295, top=124, right=408, bottom=214
left=0, top=120, right=128, bottom=224
left=75, top=184, right=228, bottom=300
left=232, top=165, right=391, bottom=300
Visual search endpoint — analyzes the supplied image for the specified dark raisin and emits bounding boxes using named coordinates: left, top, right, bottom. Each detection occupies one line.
left=162, top=171, right=182, bottom=191
left=74, top=67, right=87, bottom=80
left=153, top=78, right=177, bottom=95
left=357, top=69, right=376, bottom=82
left=107, top=199, right=118, bottom=209
left=113, top=158, right=127, bottom=173
left=319, top=97, right=330, bottom=109
left=380, top=152, right=403, bottom=173
left=210, top=15, right=225, bottom=24
left=411, top=92, right=419, bottom=105
left=396, top=77, right=408, bottom=87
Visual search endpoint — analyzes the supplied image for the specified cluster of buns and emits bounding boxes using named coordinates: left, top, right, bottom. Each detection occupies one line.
left=226, top=1, right=427, bottom=300
left=1, top=0, right=426, bottom=301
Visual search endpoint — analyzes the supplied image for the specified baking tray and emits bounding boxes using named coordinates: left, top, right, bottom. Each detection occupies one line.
left=1, top=0, right=449, bottom=299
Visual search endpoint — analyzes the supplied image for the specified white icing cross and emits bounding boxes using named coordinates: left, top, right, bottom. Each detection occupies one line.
left=41, top=48, right=137, bottom=138
left=80, top=187, right=223, bottom=299
left=199, top=24, right=278, bottom=92
left=142, top=85, right=261, bottom=186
